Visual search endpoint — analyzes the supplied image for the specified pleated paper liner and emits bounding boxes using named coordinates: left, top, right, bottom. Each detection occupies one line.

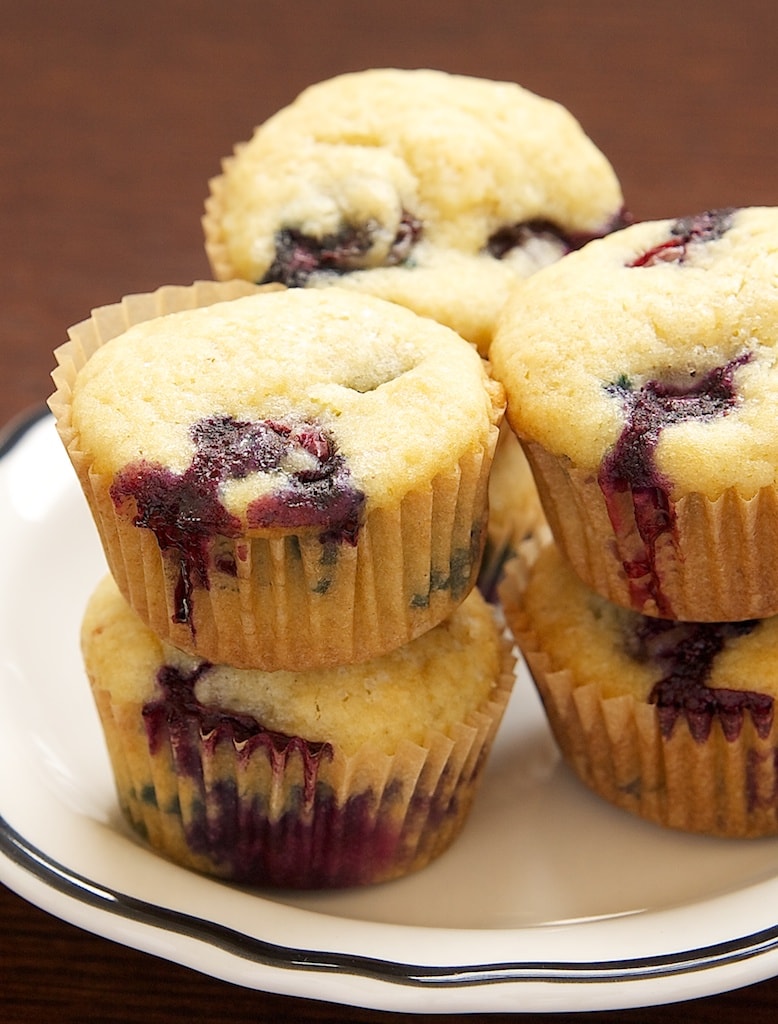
left=49, top=281, right=500, bottom=670
left=202, top=153, right=241, bottom=281
left=500, top=537, right=778, bottom=838
left=523, top=438, right=778, bottom=623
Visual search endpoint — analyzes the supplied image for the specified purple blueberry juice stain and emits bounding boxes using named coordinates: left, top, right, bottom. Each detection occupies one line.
left=110, top=415, right=365, bottom=626
left=261, top=211, right=423, bottom=287
left=598, top=353, right=752, bottom=617
left=142, top=661, right=399, bottom=886
left=141, top=662, right=456, bottom=887
left=110, top=459, right=241, bottom=626
left=246, top=422, right=365, bottom=545
left=143, top=661, right=332, bottom=782
left=628, top=208, right=735, bottom=268
left=624, top=616, right=772, bottom=742
left=486, top=207, right=632, bottom=260
left=746, top=747, right=778, bottom=815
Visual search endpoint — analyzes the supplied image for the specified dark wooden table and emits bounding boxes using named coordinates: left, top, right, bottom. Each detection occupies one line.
left=3, top=1, right=778, bottom=1020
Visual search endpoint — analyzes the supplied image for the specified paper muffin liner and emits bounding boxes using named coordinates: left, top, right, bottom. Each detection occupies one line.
left=203, top=154, right=242, bottom=281
left=49, top=281, right=500, bottom=670
left=478, top=421, right=547, bottom=601
left=500, top=542, right=778, bottom=838
left=523, top=439, right=778, bottom=622
left=89, top=630, right=516, bottom=889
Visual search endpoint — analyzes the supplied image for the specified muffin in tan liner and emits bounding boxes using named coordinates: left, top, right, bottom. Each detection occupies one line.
left=203, top=68, right=627, bottom=356
left=50, top=283, right=503, bottom=670
left=82, top=575, right=516, bottom=888
left=500, top=541, right=778, bottom=838
left=490, top=207, right=778, bottom=622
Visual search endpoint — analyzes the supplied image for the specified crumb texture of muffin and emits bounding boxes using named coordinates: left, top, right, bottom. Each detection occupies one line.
left=490, top=206, right=778, bottom=621
left=82, top=574, right=515, bottom=888
left=51, top=283, right=503, bottom=669
left=204, top=68, right=626, bottom=353
left=501, top=541, right=778, bottom=838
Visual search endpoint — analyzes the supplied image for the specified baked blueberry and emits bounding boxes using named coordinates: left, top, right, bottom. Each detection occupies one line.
left=629, top=208, right=735, bottom=267
left=626, top=616, right=770, bottom=741
left=111, top=415, right=365, bottom=625
left=261, top=213, right=422, bottom=287
left=599, top=355, right=751, bottom=616
left=487, top=209, right=632, bottom=260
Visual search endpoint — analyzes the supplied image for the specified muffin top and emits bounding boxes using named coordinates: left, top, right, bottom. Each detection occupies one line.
left=491, top=206, right=778, bottom=500
left=83, top=574, right=505, bottom=757
left=206, top=68, right=626, bottom=353
left=512, top=543, right=776, bottom=741
left=71, top=287, right=504, bottom=529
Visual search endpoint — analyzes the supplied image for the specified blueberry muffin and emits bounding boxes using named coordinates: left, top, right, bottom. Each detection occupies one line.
left=491, top=207, right=778, bottom=622
left=50, top=283, right=504, bottom=670
left=501, top=542, right=778, bottom=838
left=205, top=68, right=617, bottom=558
left=203, top=68, right=627, bottom=356
left=82, top=574, right=515, bottom=888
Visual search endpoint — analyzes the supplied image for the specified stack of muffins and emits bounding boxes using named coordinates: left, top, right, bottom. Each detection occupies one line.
left=50, top=282, right=516, bottom=888
left=47, top=67, right=636, bottom=888
left=491, top=207, right=778, bottom=839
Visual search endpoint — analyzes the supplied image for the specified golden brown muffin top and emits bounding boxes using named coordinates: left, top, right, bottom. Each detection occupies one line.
left=71, top=287, right=503, bottom=517
left=491, top=207, right=778, bottom=500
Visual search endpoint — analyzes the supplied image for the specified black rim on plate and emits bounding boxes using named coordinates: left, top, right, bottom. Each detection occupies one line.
left=3, top=807, right=778, bottom=988
left=2, top=407, right=778, bottom=993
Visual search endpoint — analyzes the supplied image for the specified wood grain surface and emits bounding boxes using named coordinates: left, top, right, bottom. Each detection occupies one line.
left=3, top=2, right=778, bottom=1021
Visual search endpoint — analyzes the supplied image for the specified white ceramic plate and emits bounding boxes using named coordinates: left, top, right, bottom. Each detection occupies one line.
left=3, top=410, right=778, bottom=1015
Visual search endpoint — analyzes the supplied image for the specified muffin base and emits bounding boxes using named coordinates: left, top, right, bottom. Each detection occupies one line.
left=500, top=546, right=778, bottom=838
left=75, top=435, right=493, bottom=669
left=90, top=632, right=516, bottom=889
